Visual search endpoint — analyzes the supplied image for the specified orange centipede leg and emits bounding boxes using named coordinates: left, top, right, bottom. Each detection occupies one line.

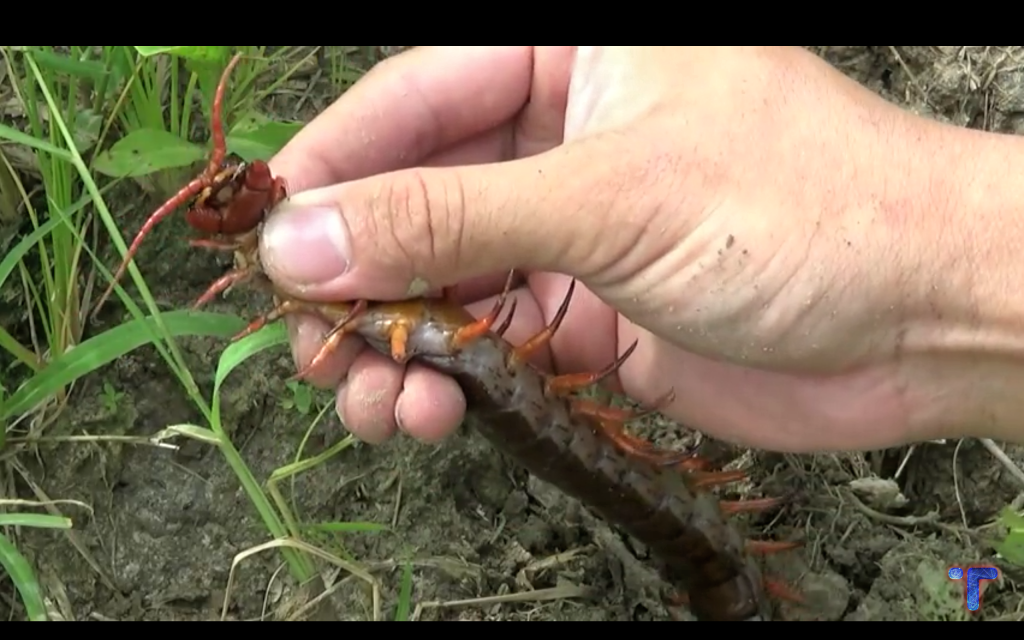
left=585, top=415, right=699, bottom=468
left=453, top=271, right=517, bottom=348
left=687, top=469, right=749, bottom=489
left=557, top=349, right=693, bottom=467
left=493, top=298, right=517, bottom=338
left=545, top=340, right=641, bottom=395
left=191, top=268, right=256, bottom=310
left=506, top=280, right=575, bottom=367
left=443, top=270, right=521, bottom=308
left=719, top=496, right=785, bottom=515
left=765, top=579, right=805, bottom=604
left=286, top=300, right=368, bottom=381
left=231, top=299, right=309, bottom=341
left=389, top=321, right=411, bottom=363
left=746, top=540, right=803, bottom=555
left=570, top=399, right=703, bottom=468
left=188, top=236, right=244, bottom=251
left=505, top=279, right=706, bottom=469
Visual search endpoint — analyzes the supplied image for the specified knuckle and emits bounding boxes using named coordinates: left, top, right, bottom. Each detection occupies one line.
left=376, top=167, right=466, bottom=284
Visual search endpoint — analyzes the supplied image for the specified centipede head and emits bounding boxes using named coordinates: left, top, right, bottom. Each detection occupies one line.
left=92, top=52, right=287, bottom=318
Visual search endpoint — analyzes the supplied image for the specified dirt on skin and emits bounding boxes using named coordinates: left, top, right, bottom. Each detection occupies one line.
left=3, top=46, right=1024, bottom=622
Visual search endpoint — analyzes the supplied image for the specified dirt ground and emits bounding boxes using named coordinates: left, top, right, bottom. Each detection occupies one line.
left=4, top=46, right=1024, bottom=622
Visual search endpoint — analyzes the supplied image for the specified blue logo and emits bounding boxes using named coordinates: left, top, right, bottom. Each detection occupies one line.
left=947, top=565, right=999, bottom=612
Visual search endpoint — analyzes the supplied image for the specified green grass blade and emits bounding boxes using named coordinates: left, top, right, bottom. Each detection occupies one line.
left=211, top=322, right=288, bottom=426
left=0, top=532, right=47, bottom=621
left=227, top=119, right=302, bottom=161
left=0, top=216, right=69, bottom=372
left=0, top=216, right=64, bottom=288
left=306, top=521, right=390, bottom=534
left=394, top=563, right=413, bottom=621
left=20, top=51, right=211, bottom=422
left=30, top=49, right=108, bottom=82
left=1, top=311, right=244, bottom=422
left=0, top=514, right=72, bottom=529
left=134, top=46, right=229, bottom=62
left=0, top=326, right=38, bottom=372
left=0, top=123, right=73, bottom=161
left=208, top=321, right=315, bottom=580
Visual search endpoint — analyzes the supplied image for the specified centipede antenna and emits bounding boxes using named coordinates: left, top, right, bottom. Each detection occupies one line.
left=206, top=53, right=243, bottom=179
left=91, top=178, right=211, bottom=318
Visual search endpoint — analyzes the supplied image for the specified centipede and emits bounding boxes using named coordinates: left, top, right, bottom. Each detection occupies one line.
left=94, top=52, right=804, bottom=621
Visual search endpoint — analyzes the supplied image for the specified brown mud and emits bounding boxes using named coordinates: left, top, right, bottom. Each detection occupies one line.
left=2, top=46, right=1023, bottom=621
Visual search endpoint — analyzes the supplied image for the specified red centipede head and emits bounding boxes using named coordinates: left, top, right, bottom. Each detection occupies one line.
left=92, top=52, right=286, bottom=317
left=183, top=155, right=285, bottom=236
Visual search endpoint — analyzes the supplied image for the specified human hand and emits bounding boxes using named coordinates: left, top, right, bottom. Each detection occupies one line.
left=260, top=46, right=1019, bottom=452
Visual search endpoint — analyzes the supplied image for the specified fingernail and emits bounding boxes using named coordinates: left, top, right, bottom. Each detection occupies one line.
left=335, top=381, right=350, bottom=429
left=261, top=203, right=352, bottom=286
left=393, top=394, right=407, bottom=435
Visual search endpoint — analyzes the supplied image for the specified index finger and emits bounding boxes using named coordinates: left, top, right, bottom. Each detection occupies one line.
left=270, top=46, right=537, bottom=193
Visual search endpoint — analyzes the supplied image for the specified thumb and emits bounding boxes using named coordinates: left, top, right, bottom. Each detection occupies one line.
left=260, top=143, right=618, bottom=302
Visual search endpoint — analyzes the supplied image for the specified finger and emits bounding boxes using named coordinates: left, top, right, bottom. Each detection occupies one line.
left=260, top=138, right=629, bottom=303
left=420, top=126, right=515, bottom=170
left=337, top=343, right=467, bottom=445
left=616, top=332, right=915, bottom=453
left=270, top=46, right=539, bottom=193
left=335, top=348, right=404, bottom=444
left=394, top=363, right=467, bottom=443
left=338, top=286, right=543, bottom=443
left=442, top=271, right=527, bottom=305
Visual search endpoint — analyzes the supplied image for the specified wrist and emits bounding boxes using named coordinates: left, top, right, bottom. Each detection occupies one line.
left=901, top=120, right=1024, bottom=442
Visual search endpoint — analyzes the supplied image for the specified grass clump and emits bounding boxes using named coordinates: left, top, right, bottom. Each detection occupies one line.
left=0, top=46, right=397, bottom=621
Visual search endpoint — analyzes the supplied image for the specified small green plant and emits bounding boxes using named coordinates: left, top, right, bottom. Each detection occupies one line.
left=92, top=46, right=306, bottom=189
left=99, top=381, right=124, bottom=413
left=279, top=380, right=314, bottom=415
left=993, top=507, right=1024, bottom=567
left=916, top=559, right=970, bottom=621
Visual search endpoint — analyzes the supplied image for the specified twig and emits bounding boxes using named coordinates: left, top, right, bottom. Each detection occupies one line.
left=979, top=438, right=1024, bottom=489
left=842, top=488, right=958, bottom=535
left=410, top=585, right=594, bottom=621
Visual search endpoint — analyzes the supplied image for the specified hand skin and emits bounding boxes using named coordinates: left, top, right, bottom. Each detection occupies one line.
left=258, top=46, right=1024, bottom=453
